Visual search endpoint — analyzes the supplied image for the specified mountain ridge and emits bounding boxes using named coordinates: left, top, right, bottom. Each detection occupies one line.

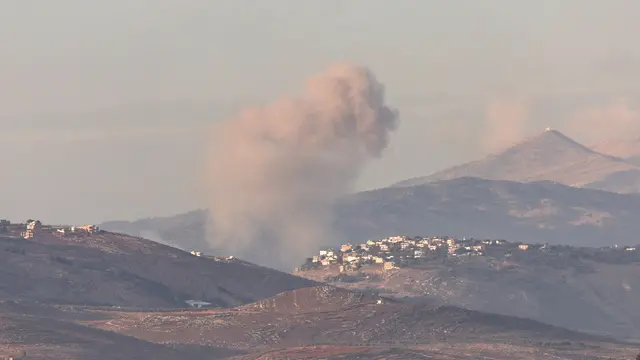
left=102, top=177, right=640, bottom=254
left=392, top=129, right=640, bottom=192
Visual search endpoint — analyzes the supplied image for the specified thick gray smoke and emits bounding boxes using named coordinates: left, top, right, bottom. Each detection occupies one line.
left=206, top=63, right=399, bottom=270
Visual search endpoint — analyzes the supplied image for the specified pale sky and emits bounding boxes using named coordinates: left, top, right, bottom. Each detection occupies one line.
left=1, top=0, right=640, bottom=224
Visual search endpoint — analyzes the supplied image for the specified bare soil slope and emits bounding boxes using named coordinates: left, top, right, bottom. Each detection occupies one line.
left=297, top=250, right=640, bottom=341
left=0, top=301, right=238, bottom=360
left=1, top=290, right=634, bottom=360
left=91, top=286, right=614, bottom=350
left=0, top=230, right=315, bottom=308
left=229, top=344, right=636, bottom=360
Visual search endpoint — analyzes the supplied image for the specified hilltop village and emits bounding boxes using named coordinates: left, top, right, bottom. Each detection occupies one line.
left=0, top=219, right=101, bottom=240
left=299, top=235, right=639, bottom=273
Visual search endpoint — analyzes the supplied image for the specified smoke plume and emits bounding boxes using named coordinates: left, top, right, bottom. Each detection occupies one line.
left=206, top=63, right=399, bottom=270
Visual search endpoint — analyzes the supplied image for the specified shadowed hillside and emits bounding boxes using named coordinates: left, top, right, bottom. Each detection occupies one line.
left=102, top=177, right=640, bottom=253
left=297, top=246, right=640, bottom=341
left=0, top=228, right=316, bottom=308
left=334, top=177, right=640, bottom=247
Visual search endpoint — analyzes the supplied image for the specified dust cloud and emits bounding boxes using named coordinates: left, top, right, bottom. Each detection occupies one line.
left=206, top=63, right=399, bottom=270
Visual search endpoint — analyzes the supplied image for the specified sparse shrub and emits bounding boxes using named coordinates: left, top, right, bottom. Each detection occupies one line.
left=50, top=255, right=73, bottom=266
left=4, top=247, right=25, bottom=255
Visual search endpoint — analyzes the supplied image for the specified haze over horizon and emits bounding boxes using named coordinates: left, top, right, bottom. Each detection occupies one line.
left=2, top=0, right=640, bottom=224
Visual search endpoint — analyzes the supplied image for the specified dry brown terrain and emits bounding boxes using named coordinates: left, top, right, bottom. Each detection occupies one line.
left=86, top=286, right=627, bottom=353
left=296, top=250, right=640, bottom=341
left=0, top=287, right=637, bottom=359
left=229, top=343, right=638, bottom=360
left=0, top=300, right=242, bottom=359
left=0, top=227, right=315, bottom=308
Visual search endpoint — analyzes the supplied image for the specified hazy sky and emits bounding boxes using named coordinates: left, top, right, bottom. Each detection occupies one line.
left=2, top=0, right=640, bottom=224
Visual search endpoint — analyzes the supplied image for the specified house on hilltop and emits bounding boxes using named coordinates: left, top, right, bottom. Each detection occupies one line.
left=340, top=244, right=353, bottom=252
left=383, top=261, right=397, bottom=271
left=21, top=219, right=42, bottom=239
left=26, top=220, right=41, bottom=231
left=78, top=224, right=100, bottom=233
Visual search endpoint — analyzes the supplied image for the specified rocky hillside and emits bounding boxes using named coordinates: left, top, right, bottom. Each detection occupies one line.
left=392, top=129, right=640, bottom=193
left=228, top=344, right=635, bottom=360
left=1, top=289, right=634, bottom=360
left=0, top=228, right=315, bottom=308
left=0, top=301, right=241, bottom=360
left=87, top=286, right=633, bottom=359
left=296, top=246, right=640, bottom=341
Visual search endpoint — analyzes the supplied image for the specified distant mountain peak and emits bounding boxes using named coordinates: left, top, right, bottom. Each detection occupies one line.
left=391, top=128, right=638, bottom=189
left=516, top=128, right=591, bottom=150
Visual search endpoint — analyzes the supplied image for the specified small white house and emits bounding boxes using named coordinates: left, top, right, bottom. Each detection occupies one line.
left=185, top=300, right=212, bottom=308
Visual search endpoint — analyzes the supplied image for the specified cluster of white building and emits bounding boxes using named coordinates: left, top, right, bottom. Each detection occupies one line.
left=306, top=234, right=640, bottom=273
left=54, top=224, right=101, bottom=236
left=309, top=236, right=513, bottom=272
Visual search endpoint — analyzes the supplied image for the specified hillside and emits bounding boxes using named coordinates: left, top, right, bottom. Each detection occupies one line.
left=392, top=129, right=640, bottom=193
left=0, top=226, right=315, bottom=308
left=0, top=288, right=634, bottom=360
left=334, top=177, right=640, bottom=247
left=238, top=285, right=392, bottom=313
left=296, top=242, right=640, bottom=341
left=86, top=285, right=635, bottom=359
left=0, top=301, right=241, bottom=359
left=90, top=286, right=610, bottom=346
left=101, top=209, right=207, bottom=250
left=0, top=307, right=188, bottom=360
left=105, top=178, right=640, bottom=253
left=101, top=210, right=210, bottom=253
left=229, top=344, right=635, bottom=360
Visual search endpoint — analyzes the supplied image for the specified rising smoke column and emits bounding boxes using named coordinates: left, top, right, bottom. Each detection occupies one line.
left=207, top=63, right=399, bottom=270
